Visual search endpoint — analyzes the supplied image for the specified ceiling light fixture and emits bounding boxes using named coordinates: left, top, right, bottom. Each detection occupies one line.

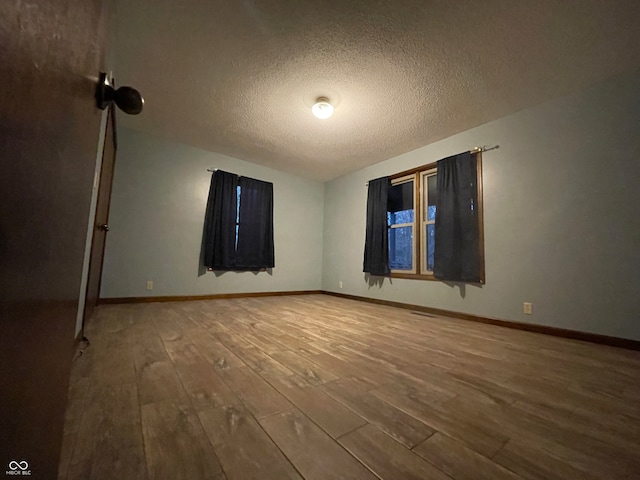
left=311, top=97, right=334, bottom=119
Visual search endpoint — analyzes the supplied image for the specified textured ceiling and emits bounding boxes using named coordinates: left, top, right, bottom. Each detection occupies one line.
left=114, top=0, right=640, bottom=181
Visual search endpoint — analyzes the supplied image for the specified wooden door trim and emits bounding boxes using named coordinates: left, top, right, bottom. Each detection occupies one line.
left=94, top=104, right=117, bottom=299
left=82, top=103, right=117, bottom=330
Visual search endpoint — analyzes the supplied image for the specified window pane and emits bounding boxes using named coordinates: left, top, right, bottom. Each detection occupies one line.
left=427, top=205, right=436, bottom=222
left=389, top=226, right=413, bottom=270
left=389, top=209, right=414, bottom=225
left=426, top=224, right=435, bottom=272
left=427, top=175, right=437, bottom=221
left=235, top=185, right=241, bottom=248
left=236, top=185, right=241, bottom=223
left=387, top=181, right=414, bottom=218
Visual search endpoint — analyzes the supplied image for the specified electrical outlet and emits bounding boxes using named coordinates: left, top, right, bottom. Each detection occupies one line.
left=146, top=280, right=153, bottom=290
left=339, top=281, right=343, bottom=289
left=523, top=302, right=533, bottom=314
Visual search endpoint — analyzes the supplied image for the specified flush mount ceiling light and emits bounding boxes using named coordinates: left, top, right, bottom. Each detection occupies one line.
left=311, top=97, right=334, bottom=119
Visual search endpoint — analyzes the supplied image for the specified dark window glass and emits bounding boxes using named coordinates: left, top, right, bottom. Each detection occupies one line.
left=388, top=181, right=414, bottom=220
left=427, top=174, right=437, bottom=221
left=387, top=180, right=414, bottom=270
left=235, top=185, right=241, bottom=248
left=427, top=175, right=438, bottom=207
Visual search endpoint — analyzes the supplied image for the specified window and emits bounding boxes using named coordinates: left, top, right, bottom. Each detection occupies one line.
left=387, top=176, right=415, bottom=272
left=386, top=153, right=484, bottom=282
left=203, top=171, right=275, bottom=271
left=421, top=168, right=437, bottom=274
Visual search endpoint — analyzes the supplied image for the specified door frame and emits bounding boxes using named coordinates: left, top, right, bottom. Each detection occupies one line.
left=81, top=102, right=117, bottom=335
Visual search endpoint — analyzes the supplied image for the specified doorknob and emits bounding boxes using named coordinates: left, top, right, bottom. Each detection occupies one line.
left=98, top=224, right=110, bottom=232
left=96, top=72, right=144, bottom=115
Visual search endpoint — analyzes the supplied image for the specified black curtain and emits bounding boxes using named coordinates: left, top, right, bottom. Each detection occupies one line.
left=235, top=176, right=275, bottom=269
left=203, top=170, right=238, bottom=270
left=363, top=176, right=391, bottom=276
left=434, top=152, right=480, bottom=282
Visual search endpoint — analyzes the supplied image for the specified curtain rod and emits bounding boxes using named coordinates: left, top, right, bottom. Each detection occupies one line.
left=365, top=145, right=499, bottom=186
left=206, top=168, right=241, bottom=178
left=470, top=144, right=499, bottom=153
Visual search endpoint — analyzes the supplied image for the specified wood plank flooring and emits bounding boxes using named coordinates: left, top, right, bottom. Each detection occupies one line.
left=58, top=294, right=640, bottom=480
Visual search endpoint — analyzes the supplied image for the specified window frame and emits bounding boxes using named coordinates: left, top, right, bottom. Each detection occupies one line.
left=420, top=167, right=437, bottom=275
left=387, top=152, right=485, bottom=284
left=388, top=174, right=417, bottom=274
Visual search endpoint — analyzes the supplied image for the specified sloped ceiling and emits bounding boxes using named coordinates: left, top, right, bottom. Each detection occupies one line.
left=114, top=1, right=640, bottom=181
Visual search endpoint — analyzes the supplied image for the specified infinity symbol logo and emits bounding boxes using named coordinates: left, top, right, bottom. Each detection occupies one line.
left=8, top=460, right=29, bottom=470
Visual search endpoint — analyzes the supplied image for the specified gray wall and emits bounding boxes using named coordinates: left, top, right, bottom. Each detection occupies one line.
left=322, top=68, right=640, bottom=341
left=103, top=69, right=640, bottom=341
left=101, top=128, right=324, bottom=297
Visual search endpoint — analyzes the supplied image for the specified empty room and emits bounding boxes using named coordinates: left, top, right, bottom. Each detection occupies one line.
left=2, top=1, right=640, bottom=480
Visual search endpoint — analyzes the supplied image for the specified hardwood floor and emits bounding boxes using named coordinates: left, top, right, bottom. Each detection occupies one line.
left=58, top=294, right=640, bottom=480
